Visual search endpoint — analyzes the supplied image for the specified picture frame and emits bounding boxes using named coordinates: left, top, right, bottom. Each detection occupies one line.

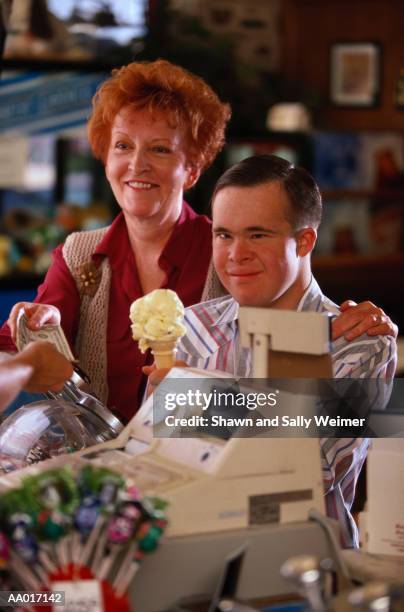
left=394, top=69, right=404, bottom=109
left=329, top=42, right=381, bottom=107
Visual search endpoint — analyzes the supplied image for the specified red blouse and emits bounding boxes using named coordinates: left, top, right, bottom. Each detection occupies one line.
left=0, top=203, right=212, bottom=422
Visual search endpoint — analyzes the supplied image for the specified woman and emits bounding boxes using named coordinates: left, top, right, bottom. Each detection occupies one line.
left=1, top=60, right=230, bottom=422
left=0, top=60, right=396, bottom=422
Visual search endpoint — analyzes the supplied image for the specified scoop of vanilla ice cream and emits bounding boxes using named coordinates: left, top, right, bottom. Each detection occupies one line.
left=130, top=289, right=186, bottom=353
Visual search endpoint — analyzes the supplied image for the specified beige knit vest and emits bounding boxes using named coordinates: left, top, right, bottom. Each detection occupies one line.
left=62, top=227, right=227, bottom=405
left=63, top=227, right=110, bottom=403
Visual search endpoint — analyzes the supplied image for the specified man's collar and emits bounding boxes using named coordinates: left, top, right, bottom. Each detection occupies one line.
left=296, top=276, right=322, bottom=311
left=209, top=276, right=323, bottom=327
left=213, top=297, right=239, bottom=326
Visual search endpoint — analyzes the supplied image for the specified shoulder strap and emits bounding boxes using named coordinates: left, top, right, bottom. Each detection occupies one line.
left=62, top=226, right=111, bottom=404
left=63, top=227, right=109, bottom=280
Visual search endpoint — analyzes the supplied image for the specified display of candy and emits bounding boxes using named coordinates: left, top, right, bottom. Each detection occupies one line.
left=0, top=464, right=168, bottom=609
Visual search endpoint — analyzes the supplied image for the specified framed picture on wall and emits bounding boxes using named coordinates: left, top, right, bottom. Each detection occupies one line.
left=329, top=42, right=381, bottom=107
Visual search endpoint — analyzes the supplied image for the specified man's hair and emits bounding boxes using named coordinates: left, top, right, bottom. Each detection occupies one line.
left=212, top=154, right=322, bottom=230
left=88, top=59, right=231, bottom=171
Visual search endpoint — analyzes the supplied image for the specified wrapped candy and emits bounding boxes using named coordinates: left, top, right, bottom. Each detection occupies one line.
left=8, top=513, right=38, bottom=564
left=4, top=513, right=46, bottom=591
left=22, top=468, right=80, bottom=570
left=75, top=467, right=124, bottom=567
left=74, top=495, right=100, bottom=537
left=23, top=468, right=79, bottom=517
left=96, top=501, right=142, bottom=580
left=113, top=497, right=168, bottom=596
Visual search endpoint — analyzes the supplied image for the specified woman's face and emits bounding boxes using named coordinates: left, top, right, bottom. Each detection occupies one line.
left=105, top=106, right=197, bottom=224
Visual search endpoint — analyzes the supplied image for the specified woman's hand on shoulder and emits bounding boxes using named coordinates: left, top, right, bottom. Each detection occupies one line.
left=7, top=302, right=61, bottom=343
left=332, top=300, right=398, bottom=341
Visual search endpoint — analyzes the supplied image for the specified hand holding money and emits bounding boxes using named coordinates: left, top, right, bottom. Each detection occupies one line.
left=14, top=308, right=76, bottom=363
left=17, top=341, right=74, bottom=392
left=0, top=341, right=74, bottom=410
left=7, top=302, right=61, bottom=343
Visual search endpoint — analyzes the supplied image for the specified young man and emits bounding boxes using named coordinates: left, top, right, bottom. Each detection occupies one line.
left=174, top=155, right=396, bottom=548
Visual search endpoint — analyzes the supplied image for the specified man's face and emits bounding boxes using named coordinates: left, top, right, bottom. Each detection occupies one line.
left=212, top=181, right=307, bottom=309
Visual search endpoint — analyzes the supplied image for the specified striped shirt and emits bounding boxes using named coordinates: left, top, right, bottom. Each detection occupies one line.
left=177, top=277, right=396, bottom=548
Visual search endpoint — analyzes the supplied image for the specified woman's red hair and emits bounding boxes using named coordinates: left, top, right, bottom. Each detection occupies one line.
left=88, top=59, right=231, bottom=170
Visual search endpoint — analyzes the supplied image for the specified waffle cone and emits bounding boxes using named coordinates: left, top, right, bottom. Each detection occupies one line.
left=150, top=339, right=178, bottom=369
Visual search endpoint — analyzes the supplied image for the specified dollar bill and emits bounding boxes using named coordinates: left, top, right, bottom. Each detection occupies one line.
left=16, top=310, right=75, bottom=361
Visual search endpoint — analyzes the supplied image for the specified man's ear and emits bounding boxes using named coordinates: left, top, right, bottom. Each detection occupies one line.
left=296, top=227, right=317, bottom=256
left=184, top=165, right=201, bottom=190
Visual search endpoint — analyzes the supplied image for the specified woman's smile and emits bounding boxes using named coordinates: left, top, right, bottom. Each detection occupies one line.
left=126, top=180, right=156, bottom=190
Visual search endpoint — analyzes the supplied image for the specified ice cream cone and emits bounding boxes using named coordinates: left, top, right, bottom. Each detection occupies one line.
left=150, top=339, right=178, bottom=369
left=130, top=289, right=186, bottom=359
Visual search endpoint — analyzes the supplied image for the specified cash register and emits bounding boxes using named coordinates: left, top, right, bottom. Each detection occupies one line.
left=77, top=307, right=339, bottom=611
